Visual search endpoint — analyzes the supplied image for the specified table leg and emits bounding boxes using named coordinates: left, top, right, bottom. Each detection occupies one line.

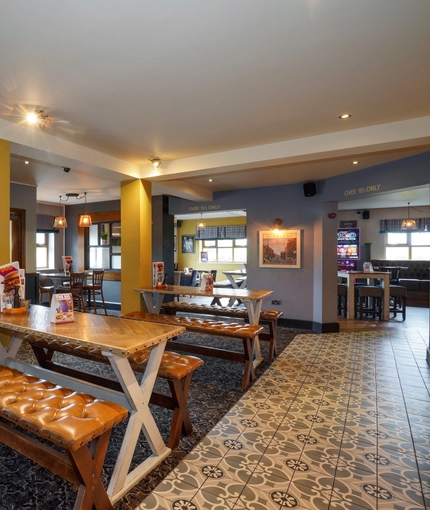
left=243, top=299, right=263, bottom=367
left=346, top=276, right=355, bottom=319
left=106, top=342, right=170, bottom=503
left=141, top=292, right=164, bottom=314
left=0, top=332, right=24, bottom=363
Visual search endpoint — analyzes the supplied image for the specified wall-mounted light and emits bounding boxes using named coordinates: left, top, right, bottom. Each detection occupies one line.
left=149, top=157, right=162, bottom=168
left=273, top=218, right=283, bottom=232
left=401, top=202, right=417, bottom=230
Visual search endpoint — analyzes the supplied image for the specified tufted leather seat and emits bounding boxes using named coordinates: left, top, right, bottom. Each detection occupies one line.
left=0, top=364, right=127, bottom=509
left=24, top=335, right=204, bottom=449
left=161, top=301, right=283, bottom=361
left=121, top=311, right=264, bottom=389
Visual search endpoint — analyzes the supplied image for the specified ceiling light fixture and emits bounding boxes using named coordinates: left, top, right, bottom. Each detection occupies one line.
left=401, top=202, right=417, bottom=230
left=351, top=161, right=359, bottom=165
left=273, top=218, right=283, bottom=232
left=23, top=160, right=30, bottom=165
left=53, top=195, right=68, bottom=229
left=78, top=192, right=92, bottom=228
left=338, top=113, right=351, bottom=119
left=53, top=192, right=93, bottom=229
left=197, top=213, right=206, bottom=229
left=149, top=158, right=162, bottom=168
left=26, top=109, right=50, bottom=130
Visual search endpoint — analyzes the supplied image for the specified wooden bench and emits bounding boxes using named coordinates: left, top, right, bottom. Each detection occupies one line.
left=24, top=335, right=204, bottom=450
left=120, top=312, right=264, bottom=390
left=161, top=301, right=283, bottom=362
left=0, top=364, right=127, bottom=510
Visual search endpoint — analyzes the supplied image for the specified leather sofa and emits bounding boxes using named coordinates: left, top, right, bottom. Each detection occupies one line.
left=371, top=259, right=430, bottom=307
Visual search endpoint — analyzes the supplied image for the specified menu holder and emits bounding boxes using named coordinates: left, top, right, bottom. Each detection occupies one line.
left=50, top=293, right=74, bottom=324
left=200, top=273, right=214, bottom=291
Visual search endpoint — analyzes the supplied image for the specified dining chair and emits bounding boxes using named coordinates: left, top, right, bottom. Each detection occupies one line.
left=83, top=270, right=107, bottom=315
left=57, top=272, right=86, bottom=312
left=176, top=269, right=199, bottom=301
left=39, top=275, right=54, bottom=305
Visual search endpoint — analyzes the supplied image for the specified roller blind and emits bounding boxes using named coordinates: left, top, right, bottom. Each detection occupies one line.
left=195, top=225, right=246, bottom=240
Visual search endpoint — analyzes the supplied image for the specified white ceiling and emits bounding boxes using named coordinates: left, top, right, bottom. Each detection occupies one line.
left=2, top=0, right=430, bottom=209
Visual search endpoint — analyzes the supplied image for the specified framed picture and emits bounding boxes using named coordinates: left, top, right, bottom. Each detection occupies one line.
left=200, top=251, right=208, bottom=263
left=181, top=235, right=195, bottom=254
left=259, top=230, right=301, bottom=268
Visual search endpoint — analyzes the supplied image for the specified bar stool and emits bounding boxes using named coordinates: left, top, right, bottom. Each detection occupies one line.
left=337, top=283, right=348, bottom=316
left=83, top=270, right=107, bottom=315
left=355, top=285, right=383, bottom=320
left=389, top=285, right=407, bottom=321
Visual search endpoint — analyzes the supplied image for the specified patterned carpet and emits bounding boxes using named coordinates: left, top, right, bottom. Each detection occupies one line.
left=0, top=322, right=305, bottom=510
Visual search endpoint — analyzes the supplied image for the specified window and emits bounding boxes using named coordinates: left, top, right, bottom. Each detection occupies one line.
left=386, top=232, right=430, bottom=260
left=36, top=232, right=55, bottom=269
left=88, top=222, right=121, bottom=269
left=201, top=239, right=247, bottom=263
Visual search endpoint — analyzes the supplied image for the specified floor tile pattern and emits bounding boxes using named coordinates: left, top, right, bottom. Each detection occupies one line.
left=138, top=329, right=430, bottom=510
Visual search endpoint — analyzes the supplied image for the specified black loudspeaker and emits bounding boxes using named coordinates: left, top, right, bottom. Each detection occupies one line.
left=362, top=210, right=370, bottom=220
left=303, top=181, right=316, bottom=197
left=176, top=220, right=183, bottom=228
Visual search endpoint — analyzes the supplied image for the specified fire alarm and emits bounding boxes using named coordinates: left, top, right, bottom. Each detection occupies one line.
left=328, top=213, right=337, bottom=219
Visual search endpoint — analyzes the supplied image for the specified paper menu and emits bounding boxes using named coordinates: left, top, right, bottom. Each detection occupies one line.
left=153, top=261, right=165, bottom=287
left=0, top=261, right=25, bottom=311
left=49, top=293, right=74, bottom=323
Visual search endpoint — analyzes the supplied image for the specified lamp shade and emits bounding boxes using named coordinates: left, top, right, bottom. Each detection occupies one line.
left=401, top=218, right=417, bottom=230
left=79, top=214, right=92, bottom=227
left=53, top=216, right=68, bottom=228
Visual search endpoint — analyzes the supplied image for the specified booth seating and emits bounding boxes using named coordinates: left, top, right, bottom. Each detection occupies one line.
left=120, top=311, right=264, bottom=390
left=0, top=364, right=127, bottom=510
left=25, top=335, right=204, bottom=449
left=371, top=260, right=430, bottom=307
left=161, top=301, right=283, bottom=362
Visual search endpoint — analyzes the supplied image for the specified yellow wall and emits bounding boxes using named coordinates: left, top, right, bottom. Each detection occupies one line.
left=177, top=216, right=246, bottom=276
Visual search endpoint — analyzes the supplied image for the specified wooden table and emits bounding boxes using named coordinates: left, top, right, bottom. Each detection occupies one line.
left=0, top=305, right=185, bottom=504
left=136, top=285, right=273, bottom=365
left=223, top=270, right=247, bottom=289
left=337, top=271, right=391, bottom=320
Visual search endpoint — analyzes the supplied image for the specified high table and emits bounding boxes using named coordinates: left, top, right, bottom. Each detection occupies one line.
left=136, top=285, right=273, bottom=365
left=338, top=270, right=391, bottom=320
left=0, top=305, right=185, bottom=503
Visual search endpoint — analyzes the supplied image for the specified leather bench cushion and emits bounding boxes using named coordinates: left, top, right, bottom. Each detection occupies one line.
left=121, top=311, right=264, bottom=339
left=0, top=365, right=127, bottom=451
left=25, top=336, right=204, bottom=381
left=420, top=280, right=430, bottom=292
left=399, top=279, right=421, bottom=291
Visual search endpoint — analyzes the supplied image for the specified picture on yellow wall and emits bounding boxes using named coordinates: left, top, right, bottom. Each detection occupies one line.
left=182, top=235, right=195, bottom=254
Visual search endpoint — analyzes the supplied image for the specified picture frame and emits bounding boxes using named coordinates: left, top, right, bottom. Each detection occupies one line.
left=259, top=230, right=301, bottom=268
left=181, top=235, right=195, bottom=254
left=200, top=251, right=208, bottom=263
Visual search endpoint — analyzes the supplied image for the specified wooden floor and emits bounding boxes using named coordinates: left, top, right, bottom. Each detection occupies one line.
left=338, top=305, right=429, bottom=333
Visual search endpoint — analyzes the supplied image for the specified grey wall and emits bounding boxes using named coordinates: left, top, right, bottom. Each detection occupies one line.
left=11, top=183, right=37, bottom=272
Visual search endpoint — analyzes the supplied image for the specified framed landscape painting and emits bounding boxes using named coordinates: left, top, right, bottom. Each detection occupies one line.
left=259, top=230, right=301, bottom=268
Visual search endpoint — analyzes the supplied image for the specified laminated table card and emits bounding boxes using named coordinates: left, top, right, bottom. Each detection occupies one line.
left=50, top=293, right=74, bottom=323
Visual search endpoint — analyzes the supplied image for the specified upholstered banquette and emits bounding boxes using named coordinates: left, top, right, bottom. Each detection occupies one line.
left=371, top=260, right=430, bottom=307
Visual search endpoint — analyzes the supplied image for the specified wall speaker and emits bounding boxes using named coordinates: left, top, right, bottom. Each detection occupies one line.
left=176, top=220, right=183, bottom=228
left=303, top=181, right=316, bottom=197
left=362, top=210, right=370, bottom=220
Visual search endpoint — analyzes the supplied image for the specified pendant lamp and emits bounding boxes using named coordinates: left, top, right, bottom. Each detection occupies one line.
left=401, top=202, right=417, bottom=230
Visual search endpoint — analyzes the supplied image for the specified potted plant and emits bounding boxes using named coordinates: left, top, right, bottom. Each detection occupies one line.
left=100, top=232, right=109, bottom=245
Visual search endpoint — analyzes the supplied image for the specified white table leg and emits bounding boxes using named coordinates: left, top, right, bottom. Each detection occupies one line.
left=106, top=342, right=171, bottom=503
left=141, top=291, right=164, bottom=314
left=243, top=299, right=263, bottom=367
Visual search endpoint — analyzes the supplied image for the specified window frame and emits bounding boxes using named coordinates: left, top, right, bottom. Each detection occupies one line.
left=201, top=238, right=247, bottom=263
left=385, top=231, right=430, bottom=260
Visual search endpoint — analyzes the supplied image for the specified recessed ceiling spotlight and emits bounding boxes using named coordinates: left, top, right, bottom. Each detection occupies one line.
left=351, top=161, right=359, bottom=165
left=208, top=178, right=213, bottom=182
left=23, top=160, right=30, bottom=165
left=339, top=113, right=351, bottom=119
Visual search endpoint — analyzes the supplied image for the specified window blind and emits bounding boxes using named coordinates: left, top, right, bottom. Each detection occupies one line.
left=195, top=225, right=246, bottom=240
left=379, top=218, right=429, bottom=233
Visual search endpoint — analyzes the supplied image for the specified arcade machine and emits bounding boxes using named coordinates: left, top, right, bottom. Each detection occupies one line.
left=337, top=228, right=360, bottom=271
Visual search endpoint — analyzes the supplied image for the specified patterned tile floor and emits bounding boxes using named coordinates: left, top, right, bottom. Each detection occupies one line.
left=137, top=328, right=430, bottom=510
